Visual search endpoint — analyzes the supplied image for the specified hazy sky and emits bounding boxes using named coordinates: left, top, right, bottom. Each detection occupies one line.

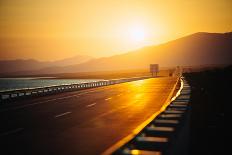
left=0, top=0, right=231, bottom=61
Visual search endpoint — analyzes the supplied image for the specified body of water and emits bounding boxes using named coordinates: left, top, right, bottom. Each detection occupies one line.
left=0, top=78, right=103, bottom=92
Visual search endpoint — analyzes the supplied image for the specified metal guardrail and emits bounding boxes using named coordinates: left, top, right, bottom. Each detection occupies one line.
left=0, top=76, right=151, bottom=102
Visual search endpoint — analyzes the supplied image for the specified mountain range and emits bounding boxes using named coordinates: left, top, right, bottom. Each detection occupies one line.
left=1, top=32, right=231, bottom=76
left=0, top=55, right=93, bottom=74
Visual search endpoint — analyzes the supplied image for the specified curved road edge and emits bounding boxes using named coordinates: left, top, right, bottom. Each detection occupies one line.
left=102, top=76, right=183, bottom=155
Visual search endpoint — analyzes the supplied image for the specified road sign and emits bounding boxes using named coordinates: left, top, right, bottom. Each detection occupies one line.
left=150, top=64, right=159, bottom=76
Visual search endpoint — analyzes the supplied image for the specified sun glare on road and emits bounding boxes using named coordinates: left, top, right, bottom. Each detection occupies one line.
left=134, top=80, right=145, bottom=86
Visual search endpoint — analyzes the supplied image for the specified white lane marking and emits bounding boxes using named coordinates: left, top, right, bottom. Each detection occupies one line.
left=0, top=86, right=112, bottom=112
left=0, top=128, right=24, bottom=137
left=79, top=90, right=97, bottom=95
left=54, top=111, right=72, bottom=118
left=0, top=95, right=79, bottom=112
left=1, top=90, right=99, bottom=112
left=105, top=97, right=112, bottom=101
left=78, top=92, right=87, bottom=95
left=86, top=103, right=97, bottom=108
left=117, top=94, right=122, bottom=97
left=89, top=100, right=139, bottom=123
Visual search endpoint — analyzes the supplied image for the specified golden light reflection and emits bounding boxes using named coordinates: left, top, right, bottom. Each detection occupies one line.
left=135, top=94, right=143, bottom=100
left=131, top=149, right=140, bottom=155
left=131, top=149, right=161, bottom=155
left=127, top=80, right=147, bottom=103
left=122, top=80, right=151, bottom=111
left=133, top=80, right=146, bottom=87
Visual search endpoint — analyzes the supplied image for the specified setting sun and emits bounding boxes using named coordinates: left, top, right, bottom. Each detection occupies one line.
left=129, top=26, right=146, bottom=42
left=0, top=0, right=231, bottom=61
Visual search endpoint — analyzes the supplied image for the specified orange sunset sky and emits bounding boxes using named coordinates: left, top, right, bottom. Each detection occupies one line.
left=0, top=0, right=231, bottom=61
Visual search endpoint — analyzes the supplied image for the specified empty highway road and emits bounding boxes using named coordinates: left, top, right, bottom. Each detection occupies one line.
left=0, top=77, right=177, bottom=155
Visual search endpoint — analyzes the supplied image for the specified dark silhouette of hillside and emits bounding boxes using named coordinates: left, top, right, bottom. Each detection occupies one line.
left=0, top=59, right=51, bottom=74
left=39, top=32, right=232, bottom=74
left=1, top=32, right=232, bottom=76
left=0, top=55, right=93, bottom=74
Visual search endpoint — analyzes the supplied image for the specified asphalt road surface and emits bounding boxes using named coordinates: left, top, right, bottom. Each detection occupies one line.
left=0, top=77, right=177, bottom=155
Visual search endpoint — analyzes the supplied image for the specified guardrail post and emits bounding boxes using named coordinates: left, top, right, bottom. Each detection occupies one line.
left=9, top=93, right=13, bottom=99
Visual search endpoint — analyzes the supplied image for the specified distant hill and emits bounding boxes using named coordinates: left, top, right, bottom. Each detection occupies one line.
left=2, top=32, right=232, bottom=76
left=0, top=54, right=93, bottom=74
left=32, top=32, right=232, bottom=74
left=51, top=55, right=93, bottom=67
left=0, top=59, right=50, bottom=74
